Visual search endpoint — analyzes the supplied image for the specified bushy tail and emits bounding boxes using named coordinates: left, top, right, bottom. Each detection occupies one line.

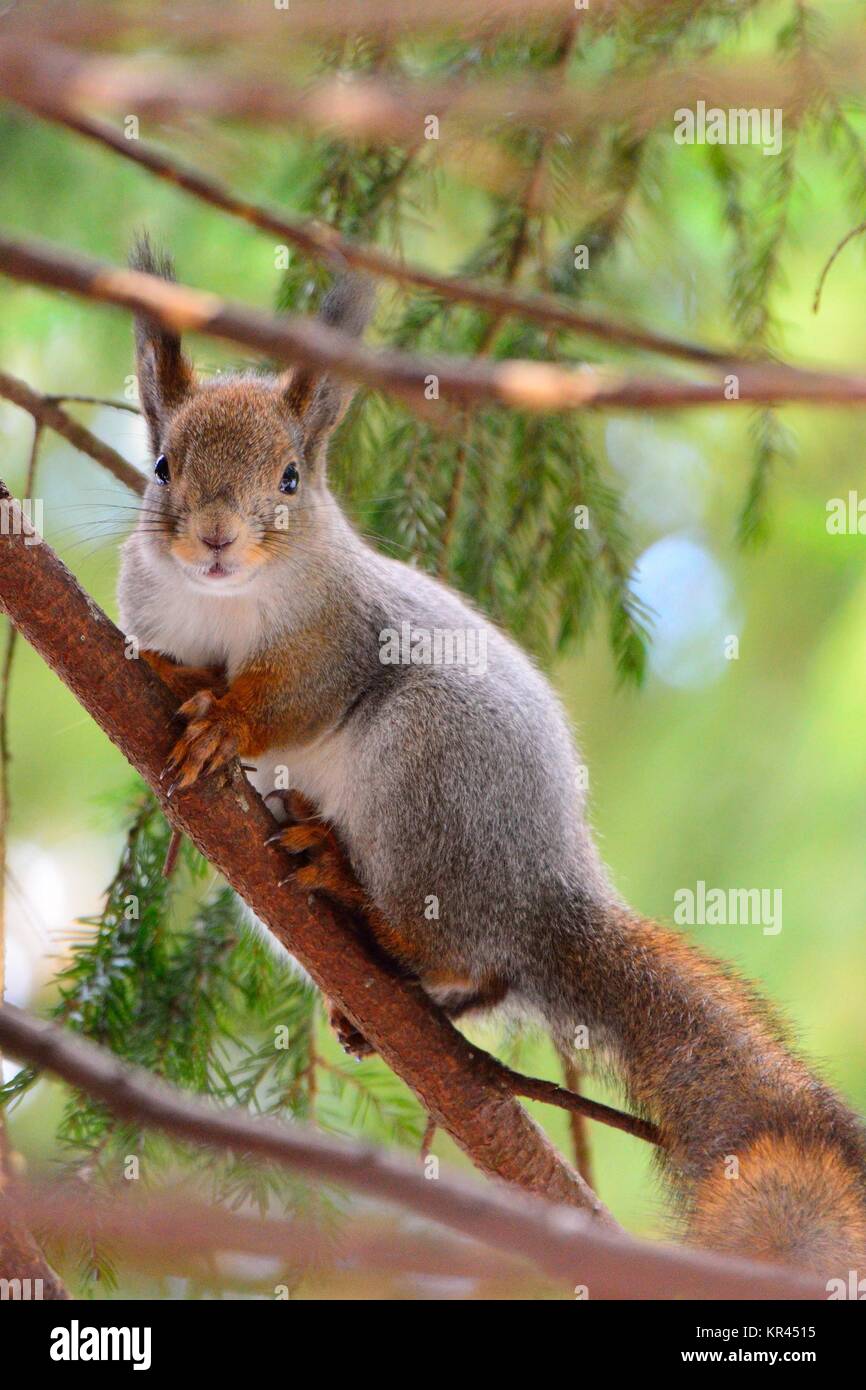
left=544, top=904, right=866, bottom=1273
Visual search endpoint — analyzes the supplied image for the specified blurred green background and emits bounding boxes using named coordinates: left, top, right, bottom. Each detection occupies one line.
left=1, top=3, right=865, bottom=1285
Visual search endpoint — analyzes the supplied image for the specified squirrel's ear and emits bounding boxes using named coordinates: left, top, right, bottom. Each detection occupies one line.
left=129, top=233, right=195, bottom=455
left=278, top=275, right=374, bottom=461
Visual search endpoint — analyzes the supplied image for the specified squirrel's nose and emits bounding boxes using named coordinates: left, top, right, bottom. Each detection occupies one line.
left=201, top=533, right=237, bottom=552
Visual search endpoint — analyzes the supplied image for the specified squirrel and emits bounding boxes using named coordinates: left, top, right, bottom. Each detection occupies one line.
left=118, top=236, right=866, bottom=1274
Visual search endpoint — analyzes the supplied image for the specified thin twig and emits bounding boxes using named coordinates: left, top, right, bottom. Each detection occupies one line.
left=0, top=368, right=144, bottom=494
left=813, top=218, right=866, bottom=313
left=420, top=1116, right=437, bottom=1164
left=556, top=1045, right=595, bottom=1189
left=43, top=392, right=140, bottom=414
left=502, top=1065, right=660, bottom=1146
left=161, top=827, right=183, bottom=879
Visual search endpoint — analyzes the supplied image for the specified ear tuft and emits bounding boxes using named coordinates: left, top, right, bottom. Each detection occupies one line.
left=130, top=232, right=195, bottom=455
left=317, top=274, right=376, bottom=339
left=129, top=231, right=178, bottom=284
left=280, top=275, right=374, bottom=455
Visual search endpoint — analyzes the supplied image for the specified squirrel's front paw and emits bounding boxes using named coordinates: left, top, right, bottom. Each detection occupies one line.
left=163, top=690, right=241, bottom=794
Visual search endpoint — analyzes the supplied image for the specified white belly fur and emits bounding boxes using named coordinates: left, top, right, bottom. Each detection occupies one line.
left=144, top=585, right=268, bottom=673
left=136, top=565, right=356, bottom=823
left=246, top=726, right=356, bottom=829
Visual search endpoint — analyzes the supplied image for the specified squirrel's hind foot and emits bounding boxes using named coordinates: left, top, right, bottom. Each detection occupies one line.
left=269, top=794, right=379, bottom=1059
left=269, top=793, right=368, bottom=913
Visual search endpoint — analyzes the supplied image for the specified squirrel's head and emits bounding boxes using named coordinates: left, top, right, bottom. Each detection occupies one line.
left=129, top=235, right=372, bottom=595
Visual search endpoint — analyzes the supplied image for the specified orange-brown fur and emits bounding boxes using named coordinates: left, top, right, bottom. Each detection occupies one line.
left=141, top=650, right=227, bottom=703
left=689, top=1135, right=866, bottom=1267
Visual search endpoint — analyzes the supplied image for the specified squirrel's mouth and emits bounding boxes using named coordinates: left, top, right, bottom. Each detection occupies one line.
left=170, top=544, right=259, bottom=593
left=182, top=557, right=256, bottom=594
left=199, top=556, right=249, bottom=581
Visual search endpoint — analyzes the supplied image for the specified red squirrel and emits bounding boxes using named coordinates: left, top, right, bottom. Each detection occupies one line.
left=118, top=237, right=866, bottom=1273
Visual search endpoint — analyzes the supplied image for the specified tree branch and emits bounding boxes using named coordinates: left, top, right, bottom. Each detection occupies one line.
left=0, top=1003, right=824, bottom=1300
left=0, top=487, right=614, bottom=1219
left=0, top=0, right=606, bottom=48
left=0, top=35, right=833, bottom=148
left=22, top=102, right=737, bottom=371
left=4, top=234, right=866, bottom=417
left=0, top=1200, right=70, bottom=1300
left=2, top=1177, right=544, bottom=1289
left=0, top=368, right=144, bottom=494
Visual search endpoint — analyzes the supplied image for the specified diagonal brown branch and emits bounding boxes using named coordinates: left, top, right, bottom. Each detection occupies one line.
left=0, top=1003, right=823, bottom=1300
left=4, top=234, right=866, bottom=416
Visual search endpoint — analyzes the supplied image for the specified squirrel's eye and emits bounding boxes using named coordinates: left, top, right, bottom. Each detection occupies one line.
left=279, top=463, right=300, bottom=495
left=154, top=454, right=170, bottom=486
